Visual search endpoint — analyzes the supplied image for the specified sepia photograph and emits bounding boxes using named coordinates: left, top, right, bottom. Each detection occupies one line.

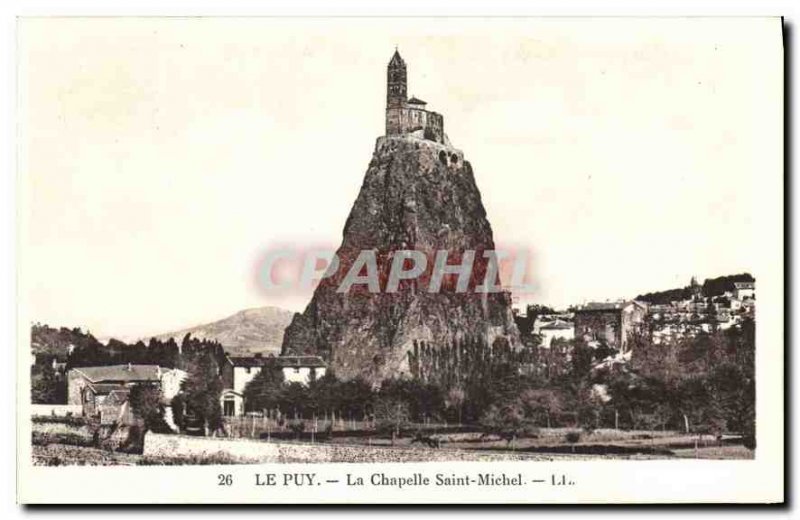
left=14, top=15, right=784, bottom=504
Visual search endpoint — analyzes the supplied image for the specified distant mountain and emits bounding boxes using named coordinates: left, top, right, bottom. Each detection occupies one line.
left=152, top=306, right=295, bottom=357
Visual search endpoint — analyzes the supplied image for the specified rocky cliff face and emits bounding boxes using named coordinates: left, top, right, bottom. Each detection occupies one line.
left=280, top=135, right=519, bottom=383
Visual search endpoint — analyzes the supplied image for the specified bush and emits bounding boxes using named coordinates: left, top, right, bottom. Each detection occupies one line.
left=32, top=415, right=87, bottom=427
left=479, top=402, right=540, bottom=444
left=139, top=453, right=244, bottom=465
left=130, top=383, right=171, bottom=433
left=118, top=424, right=146, bottom=454
left=32, top=431, right=93, bottom=447
left=525, top=426, right=542, bottom=439
left=287, top=421, right=305, bottom=439
left=565, top=431, right=582, bottom=444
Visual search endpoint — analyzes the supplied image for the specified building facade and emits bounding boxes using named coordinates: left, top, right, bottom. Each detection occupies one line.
left=67, top=364, right=186, bottom=422
left=220, top=354, right=328, bottom=416
left=385, top=50, right=446, bottom=144
left=537, top=319, right=575, bottom=348
left=573, top=301, right=648, bottom=353
left=734, top=281, right=756, bottom=300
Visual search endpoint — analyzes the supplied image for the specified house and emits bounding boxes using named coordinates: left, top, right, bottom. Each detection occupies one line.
left=573, top=301, right=648, bottom=353
left=279, top=355, right=327, bottom=384
left=536, top=319, right=575, bottom=348
left=220, top=354, right=328, bottom=416
left=68, top=364, right=159, bottom=406
left=67, top=364, right=186, bottom=422
left=734, top=281, right=756, bottom=301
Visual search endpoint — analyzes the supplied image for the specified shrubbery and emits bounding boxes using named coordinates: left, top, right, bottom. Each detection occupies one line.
left=31, top=415, right=87, bottom=427
left=32, top=431, right=93, bottom=448
left=32, top=316, right=755, bottom=449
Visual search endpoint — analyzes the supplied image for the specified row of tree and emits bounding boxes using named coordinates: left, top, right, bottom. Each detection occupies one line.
left=636, top=273, right=754, bottom=304
left=30, top=324, right=228, bottom=372
left=237, top=318, right=755, bottom=444
left=32, top=315, right=756, bottom=447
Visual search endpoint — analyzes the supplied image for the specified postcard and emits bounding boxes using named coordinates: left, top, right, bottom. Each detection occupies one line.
left=16, top=16, right=784, bottom=504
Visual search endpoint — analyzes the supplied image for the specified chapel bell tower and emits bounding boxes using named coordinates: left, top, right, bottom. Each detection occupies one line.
left=387, top=49, right=407, bottom=108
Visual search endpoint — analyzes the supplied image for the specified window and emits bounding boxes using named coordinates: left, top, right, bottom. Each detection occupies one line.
left=245, top=367, right=251, bottom=374
left=293, top=367, right=300, bottom=374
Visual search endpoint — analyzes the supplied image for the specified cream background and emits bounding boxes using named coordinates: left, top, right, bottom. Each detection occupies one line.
left=16, top=16, right=783, bottom=504
left=18, top=17, right=780, bottom=339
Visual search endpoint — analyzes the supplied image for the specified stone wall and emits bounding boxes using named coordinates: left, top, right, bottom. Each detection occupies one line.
left=374, top=135, right=464, bottom=168
left=143, top=433, right=536, bottom=463
left=386, top=107, right=445, bottom=144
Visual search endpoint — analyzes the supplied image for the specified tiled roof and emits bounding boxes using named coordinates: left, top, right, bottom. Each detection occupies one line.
left=87, top=383, right=126, bottom=395
left=407, top=97, right=427, bottom=105
left=228, top=356, right=274, bottom=368
left=73, top=365, right=161, bottom=383
left=389, top=49, right=405, bottom=67
left=577, top=302, right=627, bottom=312
left=576, top=300, right=647, bottom=313
left=228, top=355, right=326, bottom=369
left=277, top=356, right=327, bottom=368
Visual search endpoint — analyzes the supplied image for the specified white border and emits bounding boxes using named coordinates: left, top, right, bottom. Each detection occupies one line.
left=3, top=0, right=794, bottom=514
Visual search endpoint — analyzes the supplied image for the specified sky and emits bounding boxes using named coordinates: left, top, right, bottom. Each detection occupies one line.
left=18, top=17, right=782, bottom=340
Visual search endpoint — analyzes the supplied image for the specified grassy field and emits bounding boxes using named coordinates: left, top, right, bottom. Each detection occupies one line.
left=30, top=416, right=754, bottom=465
left=325, top=428, right=754, bottom=459
left=32, top=443, right=256, bottom=466
left=672, top=445, right=755, bottom=460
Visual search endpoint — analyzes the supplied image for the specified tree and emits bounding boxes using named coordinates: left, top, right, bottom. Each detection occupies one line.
left=337, top=377, right=374, bottom=421
left=592, top=341, right=616, bottom=363
left=518, top=388, right=563, bottom=428
left=147, top=338, right=180, bottom=369
left=378, top=378, right=445, bottom=423
left=180, top=349, right=223, bottom=436
left=479, top=401, right=537, bottom=446
left=569, top=340, right=595, bottom=382
left=243, top=365, right=285, bottom=413
left=445, top=387, right=466, bottom=424
left=308, top=370, right=341, bottom=419
left=31, top=363, right=66, bottom=404
left=374, top=396, right=410, bottom=445
left=281, top=382, right=311, bottom=419
left=129, top=383, right=170, bottom=433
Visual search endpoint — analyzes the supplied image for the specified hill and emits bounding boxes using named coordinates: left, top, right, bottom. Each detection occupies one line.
left=31, top=325, right=103, bottom=362
left=636, top=273, right=755, bottom=305
left=151, top=306, right=295, bottom=357
left=281, top=135, right=520, bottom=383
